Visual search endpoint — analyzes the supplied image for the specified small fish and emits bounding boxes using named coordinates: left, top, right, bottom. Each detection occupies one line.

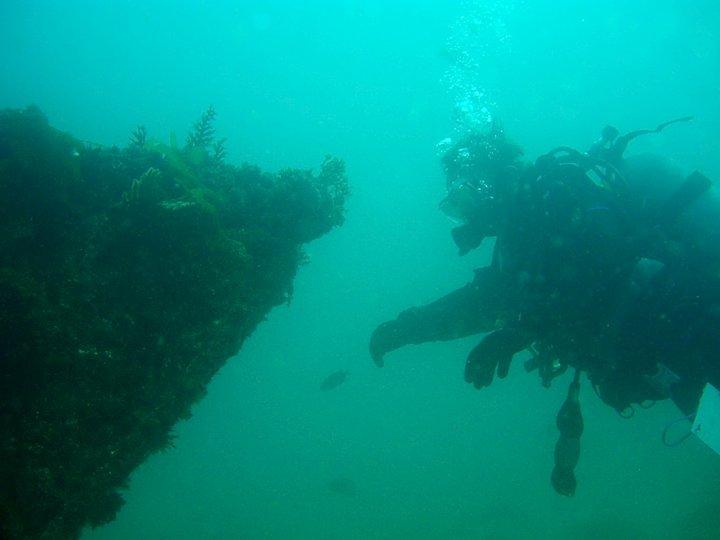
left=320, top=370, right=348, bottom=391
left=327, top=477, right=356, bottom=496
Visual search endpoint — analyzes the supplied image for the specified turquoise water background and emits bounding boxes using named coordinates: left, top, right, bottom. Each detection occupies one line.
left=2, top=1, right=720, bottom=538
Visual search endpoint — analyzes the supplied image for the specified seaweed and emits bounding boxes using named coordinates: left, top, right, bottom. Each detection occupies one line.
left=0, top=106, right=348, bottom=539
left=212, top=137, right=227, bottom=164
left=128, top=125, right=147, bottom=149
left=185, top=106, right=217, bottom=149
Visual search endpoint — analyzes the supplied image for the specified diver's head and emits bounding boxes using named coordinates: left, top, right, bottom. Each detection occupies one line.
left=440, top=124, right=523, bottom=223
left=439, top=179, right=492, bottom=224
left=442, top=124, right=523, bottom=189
left=601, top=125, right=619, bottom=143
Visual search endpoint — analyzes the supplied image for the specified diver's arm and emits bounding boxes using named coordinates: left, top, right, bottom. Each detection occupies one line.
left=369, top=267, right=508, bottom=366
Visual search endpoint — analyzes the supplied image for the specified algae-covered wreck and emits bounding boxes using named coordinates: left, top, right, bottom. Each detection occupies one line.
left=0, top=106, right=348, bottom=539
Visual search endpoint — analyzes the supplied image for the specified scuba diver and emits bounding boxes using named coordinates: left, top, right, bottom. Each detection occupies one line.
left=372, top=123, right=640, bottom=375
left=369, top=119, right=718, bottom=494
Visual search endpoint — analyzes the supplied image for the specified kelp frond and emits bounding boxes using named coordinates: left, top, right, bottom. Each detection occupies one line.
left=186, top=106, right=217, bottom=149
left=129, top=125, right=147, bottom=148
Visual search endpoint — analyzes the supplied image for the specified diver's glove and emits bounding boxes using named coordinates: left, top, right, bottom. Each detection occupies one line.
left=464, top=327, right=533, bottom=389
left=369, top=320, right=402, bottom=367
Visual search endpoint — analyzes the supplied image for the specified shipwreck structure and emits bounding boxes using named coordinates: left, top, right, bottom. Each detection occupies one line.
left=0, top=106, right=348, bottom=539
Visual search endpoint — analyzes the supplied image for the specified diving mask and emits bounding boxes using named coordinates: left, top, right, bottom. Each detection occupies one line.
left=439, top=180, right=491, bottom=224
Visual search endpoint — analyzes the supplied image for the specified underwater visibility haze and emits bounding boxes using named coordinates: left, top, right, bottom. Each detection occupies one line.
left=1, top=1, right=720, bottom=538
